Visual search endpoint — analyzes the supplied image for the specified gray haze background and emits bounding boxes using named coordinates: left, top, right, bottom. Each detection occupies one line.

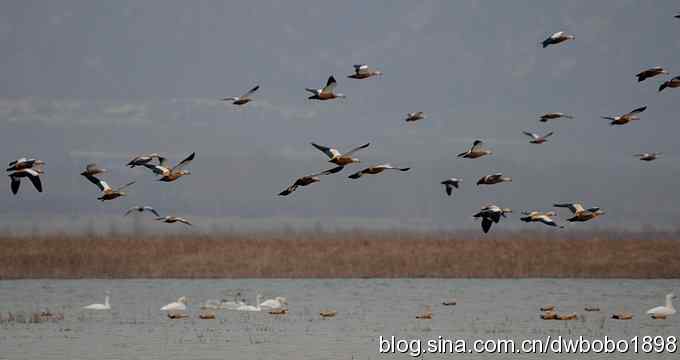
left=1, top=0, right=679, bottom=233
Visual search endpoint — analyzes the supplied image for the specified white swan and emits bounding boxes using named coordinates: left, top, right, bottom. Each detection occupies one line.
left=647, top=293, right=676, bottom=318
left=236, top=295, right=262, bottom=312
left=83, top=295, right=111, bottom=310
left=161, top=296, right=188, bottom=311
left=259, top=296, right=287, bottom=309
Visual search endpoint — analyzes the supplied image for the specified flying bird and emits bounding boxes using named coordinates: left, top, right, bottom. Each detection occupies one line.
left=457, top=140, right=492, bottom=159
left=127, top=153, right=161, bottom=168
left=476, top=173, right=512, bottom=186
left=222, top=85, right=260, bottom=105
left=405, top=112, right=425, bottom=122
left=143, top=152, right=195, bottom=182
left=347, top=64, right=383, bottom=79
left=81, top=174, right=135, bottom=201
left=636, top=67, right=669, bottom=82
left=540, top=113, right=573, bottom=122
left=554, top=203, right=605, bottom=222
left=473, top=204, right=512, bottom=233
left=441, top=178, right=461, bottom=196
left=124, top=206, right=160, bottom=217
left=305, top=76, right=345, bottom=100
left=348, top=164, right=410, bottom=179
left=601, top=106, right=647, bottom=126
left=278, top=168, right=342, bottom=196
left=523, top=131, right=554, bottom=144
left=659, top=76, right=680, bottom=92
left=156, top=216, right=192, bottom=226
left=520, top=211, right=563, bottom=228
left=7, top=157, right=44, bottom=172
left=311, top=142, right=369, bottom=166
left=542, top=31, right=575, bottom=48
left=8, top=168, right=43, bottom=195
left=80, top=163, right=107, bottom=176
left=634, top=152, right=661, bottom=162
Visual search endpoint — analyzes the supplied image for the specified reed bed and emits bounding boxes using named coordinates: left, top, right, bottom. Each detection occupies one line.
left=0, top=229, right=678, bottom=278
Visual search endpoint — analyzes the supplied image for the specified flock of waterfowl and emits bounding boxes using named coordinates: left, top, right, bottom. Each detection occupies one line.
left=4, top=15, right=680, bottom=235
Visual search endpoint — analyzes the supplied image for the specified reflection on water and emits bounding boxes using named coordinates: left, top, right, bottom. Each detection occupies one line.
left=0, top=279, right=678, bottom=359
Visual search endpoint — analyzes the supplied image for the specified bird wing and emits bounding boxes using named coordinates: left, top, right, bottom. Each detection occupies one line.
left=481, top=218, right=493, bottom=233
left=171, top=152, right=196, bottom=172
left=444, top=184, right=452, bottom=196
left=543, top=131, right=554, bottom=138
left=523, top=131, right=539, bottom=139
left=124, top=207, right=139, bottom=216
left=10, top=176, right=20, bottom=194
left=143, top=206, right=160, bottom=217
left=305, top=88, right=320, bottom=95
left=627, top=106, right=647, bottom=116
left=554, top=203, right=584, bottom=214
left=550, top=31, right=565, bottom=39
left=309, top=166, right=344, bottom=177
left=310, top=142, right=340, bottom=159
left=177, top=218, right=192, bottom=226
left=242, top=85, right=260, bottom=98
left=321, top=76, right=337, bottom=94
left=343, top=142, right=370, bottom=156
left=114, top=181, right=135, bottom=192
left=353, top=64, right=369, bottom=74
left=83, top=174, right=111, bottom=192
left=85, top=163, right=98, bottom=172
left=24, top=169, right=43, bottom=192
left=470, top=140, right=484, bottom=152
left=601, top=116, right=616, bottom=121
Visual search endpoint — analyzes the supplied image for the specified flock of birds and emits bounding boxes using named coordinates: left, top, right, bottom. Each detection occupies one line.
left=4, top=21, right=680, bottom=235
left=78, top=290, right=676, bottom=321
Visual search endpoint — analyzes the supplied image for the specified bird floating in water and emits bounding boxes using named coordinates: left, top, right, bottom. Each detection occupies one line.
left=636, top=67, right=669, bottom=82
left=540, top=113, right=573, bottom=122
left=347, top=64, right=383, bottom=79
left=441, top=178, right=461, bottom=196
left=476, top=173, right=512, bottom=186
left=161, top=297, right=188, bottom=311
left=405, top=112, right=425, bottom=122
left=143, top=152, right=195, bottom=182
left=646, top=293, right=676, bottom=319
left=82, top=174, right=135, bottom=201
left=8, top=168, right=43, bottom=195
left=222, top=85, right=260, bottom=105
left=542, top=31, right=575, bottom=48
left=634, top=152, right=661, bottom=162
left=311, top=142, right=369, bottom=166
left=83, top=294, right=111, bottom=310
left=601, top=106, right=647, bottom=126
left=306, top=76, right=345, bottom=100
left=457, top=140, right=492, bottom=159
left=659, top=76, right=680, bottom=92
left=554, top=203, right=605, bottom=222
left=473, top=204, right=511, bottom=233
left=348, top=164, right=410, bottom=179
left=520, top=211, right=563, bottom=228
left=523, top=131, right=554, bottom=144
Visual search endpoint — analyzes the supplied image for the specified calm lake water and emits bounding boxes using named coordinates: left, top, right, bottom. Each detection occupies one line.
left=0, top=279, right=678, bottom=359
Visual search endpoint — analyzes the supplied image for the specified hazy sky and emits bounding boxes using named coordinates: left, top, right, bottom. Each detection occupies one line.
left=1, top=1, right=679, bottom=233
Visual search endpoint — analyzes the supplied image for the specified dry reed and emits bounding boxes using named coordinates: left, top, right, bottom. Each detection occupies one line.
left=0, top=229, right=678, bottom=279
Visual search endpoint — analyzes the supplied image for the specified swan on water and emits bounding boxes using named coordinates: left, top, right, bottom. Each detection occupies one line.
left=161, top=296, right=188, bottom=311
left=236, top=295, right=262, bottom=312
left=647, top=293, right=676, bottom=318
left=259, top=296, right=288, bottom=309
left=83, top=294, right=111, bottom=310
